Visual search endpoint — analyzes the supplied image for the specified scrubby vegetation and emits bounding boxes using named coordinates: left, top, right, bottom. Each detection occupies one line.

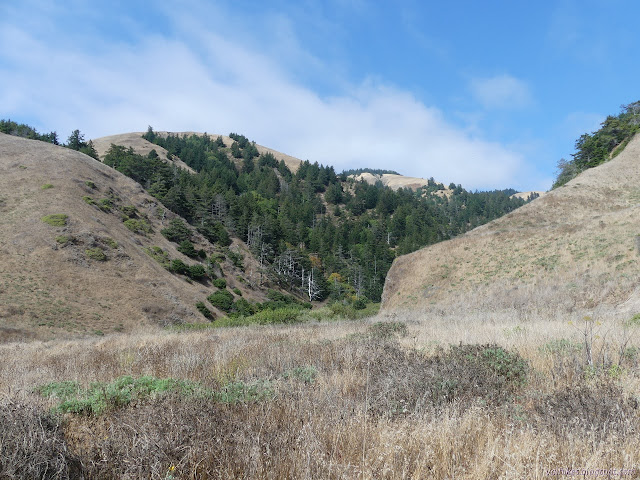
left=2, top=310, right=639, bottom=478
left=41, top=214, right=68, bottom=227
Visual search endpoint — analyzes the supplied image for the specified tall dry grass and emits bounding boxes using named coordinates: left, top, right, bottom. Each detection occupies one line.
left=1, top=308, right=639, bottom=479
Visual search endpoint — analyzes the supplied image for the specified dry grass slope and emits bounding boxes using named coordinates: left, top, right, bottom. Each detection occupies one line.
left=382, top=133, right=640, bottom=318
left=0, top=133, right=250, bottom=341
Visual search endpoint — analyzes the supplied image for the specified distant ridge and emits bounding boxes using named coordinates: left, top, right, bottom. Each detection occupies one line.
left=92, top=131, right=304, bottom=174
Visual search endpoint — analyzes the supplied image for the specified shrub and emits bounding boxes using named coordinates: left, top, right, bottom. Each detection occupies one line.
left=227, top=249, right=244, bottom=269
left=83, top=195, right=96, bottom=206
left=368, top=321, right=408, bottom=340
left=85, top=248, right=107, bottom=261
left=232, top=298, right=255, bottom=316
left=98, top=198, right=112, bottom=212
left=533, top=381, right=637, bottom=440
left=41, top=214, right=68, bottom=227
left=144, top=246, right=170, bottom=268
left=196, top=301, right=214, bottom=320
left=161, top=218, right=191, bottom=243
left=187, top=264, right=207, bottom=281
left=328, top=302, right=379, bottom=320
left=213, top=278, right=227, bottom=289
left=55, top=235, right=70, bottom=245
left=233, top=287, right=242, bottom=296
left=124, top=218, right=152, bottom=234
left=207, top=290, right=234, bottom=312
left=85, top=180, right=96, bottom=189
left=170, top=259, right=189, bottom=275
left=104, top=238, right=118, bottom=249
left=120, top=205, right=138, bottom=217
left=36, top=376, right=212, bottom=416
left=353, top=297, right=368, bottom=310
left=177, top=240, right=198, bottom=258
left=41, top=183, right=54, bottom=189
left=282, top=366, right=318, bottom=384
left=364, top=343, right=529, bottom=417
left=245, top=306, right=305, bottom=325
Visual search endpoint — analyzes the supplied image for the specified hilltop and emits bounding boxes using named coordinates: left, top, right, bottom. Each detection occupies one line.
left=92, top=131, right=304, bottom=174
left=382, top=133, right=640, bottom=317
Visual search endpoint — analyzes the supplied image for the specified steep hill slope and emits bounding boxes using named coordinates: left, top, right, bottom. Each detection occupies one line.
left=382, top=133, right=640, bottom=317
left=0, top=133, right=250, bottom=342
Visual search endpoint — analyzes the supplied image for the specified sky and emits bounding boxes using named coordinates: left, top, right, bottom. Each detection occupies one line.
left=1, top=0, right=639, bottom=191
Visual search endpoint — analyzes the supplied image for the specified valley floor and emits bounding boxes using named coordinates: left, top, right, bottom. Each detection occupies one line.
left=1, top=308, right=639, bottom=479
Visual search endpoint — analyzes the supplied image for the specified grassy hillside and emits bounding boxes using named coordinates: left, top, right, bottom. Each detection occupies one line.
left=0, top=133, right=257, bottom=340
left=382, top=131, right=640, bottom=317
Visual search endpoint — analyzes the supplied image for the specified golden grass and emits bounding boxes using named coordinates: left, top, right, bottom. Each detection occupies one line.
left=1, top=307, right=639, bottom=479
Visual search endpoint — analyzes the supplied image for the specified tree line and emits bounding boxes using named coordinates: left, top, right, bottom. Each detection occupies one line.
left=553, top=101, right=640, bottom=189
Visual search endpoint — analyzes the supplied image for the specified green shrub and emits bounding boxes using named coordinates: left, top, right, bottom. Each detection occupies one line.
left=282, top=366, right=318, bottom=384
left=232, top=298, right=255, bottom=316
left=233, top=287, right=242, bottom=296
left=245, top=306, right=305, bottom=325
left=207, top=290, right=234, bottom=312
left=328, top=302, right=379, bottom=320
left=37, top=376, right=212, bottom=416
left=55, top=235, right=70, bottom=245
left=123, top=218, right=152, bottom=234
left=161, top=218, right=191, bottom=243
left=539, top=338, right=583, bottom=356
left=353, top=297, right=368, bottom=310
left=227, top=249, right=244, bottom=269
left=479, top=346, right=528, bottom=386
left=85, top=180, right=96, bottom=189
left=98, top=198, right=112, bottom=212
left=104, top=238, right=118, bottom=249
left=213, top=278, right=227, bottom=289
left=120, top=205, right=138, bottom=217
left=170, top=259, right=189, bottom=275
left=144, top=246, right=170, bottom=268
left=196, top=301, right=214, bottom=320
left=41, top=214, right=68, bottom=227
left=85, top=248, right=107, bottom=261
left=83, top=195, right=96, bottom=206
left=177, top=240, right=198, bottom=258
left=41, top=183, right=54, bottom=189
left=188, top=264, right=207, bottom=280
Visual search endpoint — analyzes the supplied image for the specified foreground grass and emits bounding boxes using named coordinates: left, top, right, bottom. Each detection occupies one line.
left=1, top=311, right=639, bottom=479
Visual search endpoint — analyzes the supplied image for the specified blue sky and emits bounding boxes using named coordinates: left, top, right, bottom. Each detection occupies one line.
left=1, top=0, right=638, bottom=191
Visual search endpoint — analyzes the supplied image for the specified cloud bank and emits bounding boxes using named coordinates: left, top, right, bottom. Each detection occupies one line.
left=0, top=2, right=538, bottom=191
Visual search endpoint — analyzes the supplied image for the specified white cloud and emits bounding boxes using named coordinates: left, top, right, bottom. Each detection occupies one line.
left=0, top=5, right=540, bottom=191
left=470, top=74, right=533, bottom=110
